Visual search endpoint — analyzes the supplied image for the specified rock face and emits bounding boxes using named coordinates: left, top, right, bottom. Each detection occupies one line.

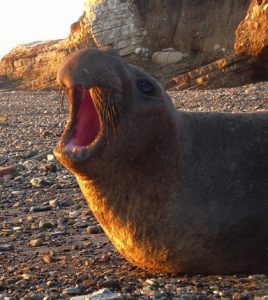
left=166, top=0, right=268, bottom=90
left=235, top=0, right=268, bottom=57
left=0, top=0, right=250, bottom=89
left=235, top=0, right=268, bottom=76
left=164, top=54, right=259, bottom=90
left=0, top=13, right=94, bottom=89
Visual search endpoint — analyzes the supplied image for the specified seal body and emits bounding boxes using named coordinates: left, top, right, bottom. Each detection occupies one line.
left=54, top=47, right=268, bottom=274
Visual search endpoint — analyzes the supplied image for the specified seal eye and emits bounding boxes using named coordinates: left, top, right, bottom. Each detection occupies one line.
left=136, top=79, right=155, bottom=96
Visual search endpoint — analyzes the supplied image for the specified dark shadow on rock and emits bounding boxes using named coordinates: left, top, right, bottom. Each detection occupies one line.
left=0, top=76, right=21, bottom=90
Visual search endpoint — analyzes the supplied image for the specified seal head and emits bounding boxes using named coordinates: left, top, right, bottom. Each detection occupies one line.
left=55, top=47, right=177, bottom=177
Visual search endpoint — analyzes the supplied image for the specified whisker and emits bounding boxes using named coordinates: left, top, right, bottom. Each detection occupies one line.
left=60, top=90, right=66, bottom=110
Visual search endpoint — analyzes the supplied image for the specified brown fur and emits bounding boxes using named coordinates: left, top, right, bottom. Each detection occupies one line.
left=54, top=47, right=268, bottom=274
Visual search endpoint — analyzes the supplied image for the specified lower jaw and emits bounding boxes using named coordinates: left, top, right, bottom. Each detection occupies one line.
left=54, top=143, right=89, bottom=163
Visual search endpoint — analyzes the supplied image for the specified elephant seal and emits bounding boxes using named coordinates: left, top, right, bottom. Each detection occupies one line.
left=54, top=47, right=268, bottom=274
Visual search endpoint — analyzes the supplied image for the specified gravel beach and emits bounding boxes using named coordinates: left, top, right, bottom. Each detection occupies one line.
left=0, top=83, right=268, bottom=299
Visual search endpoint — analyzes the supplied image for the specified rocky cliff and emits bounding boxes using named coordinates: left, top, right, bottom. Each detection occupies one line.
left=165, top=0, right=268, bottom=90
left=0, top=0, right=251, bottom=89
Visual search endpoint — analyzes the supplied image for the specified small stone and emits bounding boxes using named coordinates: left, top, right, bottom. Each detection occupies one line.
left=49, top=199, right=60, bottom=208
left=27, top=215, right=33, bottom=222
left=63, top=286, right=82, bottom=296
left=23, top=292, right=44, bottom=300
left=30, top=177, right=43, bottom=187
left=30, top=206, right=51, bottom=212
left=11, top=190, right=25, bottom=196
left=22, top=273, right=34, bottom=280
left=70, top=295, right=91, bottom=300
left=91, top=288, right=124, bottom=300
left=13, top=226, right=22, bottom=231
left=50, top=230, right=66, bottom=237
left=46, top=280, right=55, bottom=287
left=82, top=278, right=97, bottom=288
left=47, top=154, right=55, bottom=161
left=61, top=198, right=73, bottom=207
left=39, top=219, right=53, bottom=229
left=142, top=286, right=157, bottom=297
left=0, top=244, right=14, bottom=252
left=42, top=254, right=53, bottom=264
left=145, top=279, right=157, bottom=286
left=97, top=279, right=120, bottom=289
left=164, top=283, right=176, bottom=291
left=12, top=201, right=21, bottom=208
left=40, top=162, right=57, bottom=172
left=86, top=225, right=102, bottom=234
left=69, top=211, right=80, bottom=219
left=180, top=294, right=195, bottom=300
left=29, top=239, right=42, bottom=247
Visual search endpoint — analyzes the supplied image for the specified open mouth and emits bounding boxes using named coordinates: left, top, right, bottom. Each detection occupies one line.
left=59, top=85, right=101, bottom=158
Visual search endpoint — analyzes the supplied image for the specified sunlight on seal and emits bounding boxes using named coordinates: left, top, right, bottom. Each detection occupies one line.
left=54, top=47, right=268, bottom=274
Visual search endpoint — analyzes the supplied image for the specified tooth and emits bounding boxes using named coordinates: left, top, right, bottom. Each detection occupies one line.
left=72, top=147, right=78, bottom=154
left=82, top=68, right=90, bottom=74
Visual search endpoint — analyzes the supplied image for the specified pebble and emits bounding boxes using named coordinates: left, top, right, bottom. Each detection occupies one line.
left=47, top=154, right=55, bottom=161
left=39, top=219, right=54, bottom=229
left=30, top=177, right=44, bottom=187
left=12, top=226, right=22, bottom=231
left=97, top=279, right=120, bottom=289
left=11, top=190, right=25, bottom=196
left=26, top=215, right=33, bottom=222
left=49, top=199, right=60, bottom=208
left=12, top=201, right=21, bottom=208
left=180, top=294, right=195, bottom=300
left=50, top=230, right=66, bottom=237
left=40, top=162, right=57, bottom=172
left=69, top=211, right=80, bottom=218
left=22, top=273, right=35, bottom=280
left=63, top=286, right=82, bottom=296
left=142, top=286, right=160, bottom=297
left=82, top=278, right=97, bottom=288
left=22, top=292, right=44, bottom=300
left=87, top=225, right=102, bottom=234
left=145, top=278, right=158, bottom=286
left=29, top=239, right=42, bottom=247
left=30, top=206, right=51, bottom=212
left=70, top=295, right=91, bottom=300
left=91, top=288, right=124, bottom=300
left=0, top=244, right=14, bottom=252
left=61, top=198, right=73, bottom=207
left=42, top=254, right=53, bottom=264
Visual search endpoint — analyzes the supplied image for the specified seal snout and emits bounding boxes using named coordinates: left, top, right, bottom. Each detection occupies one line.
left=54, top=83, right=102, bottom=165
left=55, top=48, right=126, bottom=166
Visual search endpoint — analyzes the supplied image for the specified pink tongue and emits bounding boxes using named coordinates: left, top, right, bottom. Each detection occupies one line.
left=67, top=87, right=100, bottom=149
